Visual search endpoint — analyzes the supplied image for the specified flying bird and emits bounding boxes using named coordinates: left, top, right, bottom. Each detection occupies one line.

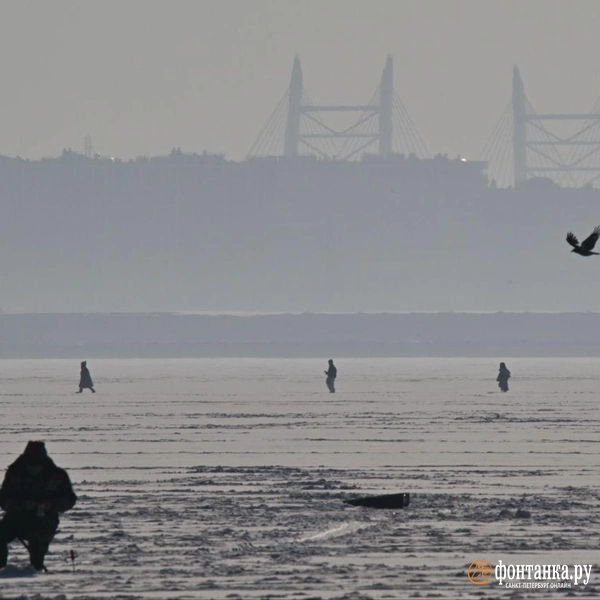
left=566, top=226, right=600, bottom=256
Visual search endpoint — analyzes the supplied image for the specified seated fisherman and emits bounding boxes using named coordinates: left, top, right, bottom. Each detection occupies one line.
left=0, top=441, right=77, bottom=571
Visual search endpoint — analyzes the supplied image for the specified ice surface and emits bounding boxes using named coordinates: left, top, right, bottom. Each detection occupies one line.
left=0, top=358, right=599, bottom=598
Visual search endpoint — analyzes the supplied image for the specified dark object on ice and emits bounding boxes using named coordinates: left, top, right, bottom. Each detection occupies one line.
left=566, top=226, right=600, bottom=256
left=0, top=441, right=77, bottom=571
left=499, top=507, right=531, bottom=519
left=497, top=362, right=511, bottom=392
left=325, top=359, right=337, bottom=393
left=344, top=492, right=410, bottom=509
left=77, top=360, right=95, bottom=393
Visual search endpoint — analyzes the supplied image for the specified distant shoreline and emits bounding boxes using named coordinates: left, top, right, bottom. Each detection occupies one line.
left=1, top=312, right=600, bottom=358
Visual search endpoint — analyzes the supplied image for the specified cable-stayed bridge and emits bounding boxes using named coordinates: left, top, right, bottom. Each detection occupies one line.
left=249, top=58, right=600, bottom=188
left=482, top=66, right=600, bottom=188
left=248, top=56, right=429, bottom=161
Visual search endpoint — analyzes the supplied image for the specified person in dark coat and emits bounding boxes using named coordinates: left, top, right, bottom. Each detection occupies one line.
left=497, top=362, right=511, bottom=392
left=78, top=360, right=95, bottom=393
left=325, top=359, right=337, bottom=393
left=0, top=441, right=77, bottom=571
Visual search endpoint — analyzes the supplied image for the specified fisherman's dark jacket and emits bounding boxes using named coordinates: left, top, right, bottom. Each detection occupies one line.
left=79, top=366, right=94, bottom=388
left=0, top=456, right=77, bottom=515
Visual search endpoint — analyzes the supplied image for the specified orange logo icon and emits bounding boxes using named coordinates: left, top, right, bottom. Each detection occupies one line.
left=468, top=560, right=493, bottom=585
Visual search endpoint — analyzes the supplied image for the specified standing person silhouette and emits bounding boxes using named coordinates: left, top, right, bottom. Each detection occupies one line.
left=77, top=361, right=95, bottom=393
left=325, top=359, right=337, bottom=393
left=497, top=362, right=511, bottom=392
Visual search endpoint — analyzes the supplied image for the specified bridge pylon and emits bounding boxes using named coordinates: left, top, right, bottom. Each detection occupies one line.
left=249, top=57, right=428, bottom=160
left=512, top=67, right=527, bottom=187
left=512, top=66, right=600, bottom=187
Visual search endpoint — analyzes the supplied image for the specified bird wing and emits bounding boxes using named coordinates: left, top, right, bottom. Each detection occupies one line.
left=566, top=232, right=580, bottom=248
left=580, top=226, right=600, bottom=251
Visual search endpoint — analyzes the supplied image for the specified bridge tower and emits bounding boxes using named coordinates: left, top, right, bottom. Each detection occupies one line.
left=512, top=67, right=527, bottom=187
left=282, top=56, right=394, bottom=158
left=511, top=66, right=600, bottom=187
left=283, top=57, right=303, bottom=157
left=378, top=56, right=394, bottom=156
left=250, top=56, right=428, bottom=160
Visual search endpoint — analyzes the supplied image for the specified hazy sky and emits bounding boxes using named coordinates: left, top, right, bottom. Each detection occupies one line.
left=2, top=0, right=600, bottom=161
